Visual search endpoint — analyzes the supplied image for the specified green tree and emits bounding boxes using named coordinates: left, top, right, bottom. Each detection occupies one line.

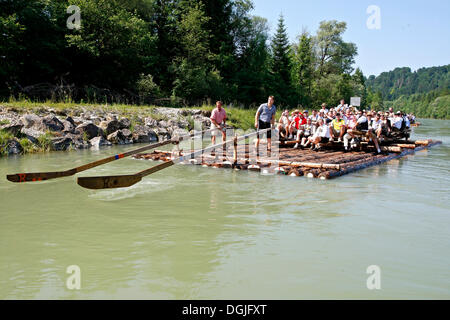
left=270, top=14, right=292, bottom=105
left=291, top=32, right=314, bottom=107
left=314, top=20, right=357, bottom=76
left=171, top=2, right=222, bottom=103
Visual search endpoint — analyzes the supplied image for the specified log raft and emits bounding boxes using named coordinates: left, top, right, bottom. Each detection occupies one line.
left=133, top=139, right=442, bottom=180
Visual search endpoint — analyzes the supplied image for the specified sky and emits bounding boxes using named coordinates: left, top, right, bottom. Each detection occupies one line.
left=250, top=0, right=450, bottom=77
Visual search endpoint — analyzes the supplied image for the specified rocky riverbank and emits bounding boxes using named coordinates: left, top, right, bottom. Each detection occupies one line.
left=0, top=105, right=213, bottom=156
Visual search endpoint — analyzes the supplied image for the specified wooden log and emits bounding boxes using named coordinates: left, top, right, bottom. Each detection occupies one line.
left=248, top=164, right=261, bottom=172
left=414, top=139, right=432, bottom=146
left=365, top=146, right=403, bottom=153
left=305, top=169, right=322, bottom=178
left=288, top=168, right=301, bottom=177
left=394, top=144, right=417, bottom=149
left=274, top=167, right=286, bottom=175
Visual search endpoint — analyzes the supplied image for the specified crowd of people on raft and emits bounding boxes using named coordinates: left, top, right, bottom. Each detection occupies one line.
left=276, top=99, right=416, bottom=153
left=209, top=97, right=416, bottom=155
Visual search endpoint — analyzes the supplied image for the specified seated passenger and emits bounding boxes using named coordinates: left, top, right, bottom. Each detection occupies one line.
left=390, top=111, right=403, bottom=132
left=294, top=118, right=315, bottom=149
left=329, top=112, right=346, bottom=142
left=288, top=110, right=306, bottom=139
left=307, top=118, right=330, bottom=151
left=277, top=110, right=290, bottom=138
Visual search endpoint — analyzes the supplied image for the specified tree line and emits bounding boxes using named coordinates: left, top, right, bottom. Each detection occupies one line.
left=366, top=65, right=449, bottom=119
left=1, top=0, right=447, bottom=119
left=0, top=0, right=366, bottom=108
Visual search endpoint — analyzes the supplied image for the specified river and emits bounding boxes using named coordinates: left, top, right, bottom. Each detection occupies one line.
left=0, top=119, right=449, bottom=299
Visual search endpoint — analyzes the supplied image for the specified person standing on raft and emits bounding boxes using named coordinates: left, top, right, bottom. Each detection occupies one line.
left=254, top=96, right=276, bottom=152
left=210, top=100, right=227, bottom=145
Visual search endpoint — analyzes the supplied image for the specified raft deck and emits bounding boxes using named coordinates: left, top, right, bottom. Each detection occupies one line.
left=133, top=139, right=442, bottom=180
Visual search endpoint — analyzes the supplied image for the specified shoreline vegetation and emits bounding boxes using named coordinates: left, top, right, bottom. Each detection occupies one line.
left=0, top=100, right=264, bottom=157
left=0, top=99, right=444, bottom=157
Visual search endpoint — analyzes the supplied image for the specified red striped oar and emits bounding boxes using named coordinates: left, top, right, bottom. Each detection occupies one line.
left=7, top=128, right=213, bottom=183
left=77, top=128, right=271, bottom=189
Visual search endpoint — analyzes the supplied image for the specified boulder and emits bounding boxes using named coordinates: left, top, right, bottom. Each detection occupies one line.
left=158, top=120, right=169, bottom=128
left=99, top=119, right=120, bottom=135
left=41, top=115, right=64, bottom=131
left=154, top=128, right=171, bottom=141
left=20, top=127, right=45, bottom=142
left=132, top=125, right=158, bottom=143
left=75, top=122, right=102, bottom=140
left=21, top=114, right=43, bottom=129
left=50, top=136, right=73, bottom=151
left=144, top=117, right=158, bottom=127
left=107, top=129, right=133, bottom=145
left=6, top=139, right=23, bottom=155
left=20, top=114, right=64, bottom=132
left=90, top=136, right=112, bottom=148
left=0, top=122, right=23, bottom=135
left=51, top=134, right=90, bottom=151
left=61, top=119, right=75, bottom=133
left=118, top=118, right=131, bottom=129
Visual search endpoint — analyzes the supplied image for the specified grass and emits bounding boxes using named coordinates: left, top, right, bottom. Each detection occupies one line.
left=0, top=119, right=10, bottom=125
left=1, top=99, right=289, bottom=132
left=19, top=138, right=38, bottom=154
left=37, top=131, right=55, bottom=151
left=0, top=129, right=17, bottom=155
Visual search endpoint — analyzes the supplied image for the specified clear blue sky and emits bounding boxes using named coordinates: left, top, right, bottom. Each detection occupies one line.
left=250, top=0, right=450, bottom=76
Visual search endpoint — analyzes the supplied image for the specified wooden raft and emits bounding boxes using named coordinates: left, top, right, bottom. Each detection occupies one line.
left=132, top=139, right=442, bottom=180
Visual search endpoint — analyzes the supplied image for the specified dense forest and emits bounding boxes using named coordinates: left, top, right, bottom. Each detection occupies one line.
left=366, top=65, right=449, bottom=119
left=0, top=0, right=448, bottom=118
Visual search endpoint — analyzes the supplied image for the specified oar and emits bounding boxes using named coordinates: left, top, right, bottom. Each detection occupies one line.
left=7, top=128, right=213, bottom=183
left=77, top=128, right=271, bottom=189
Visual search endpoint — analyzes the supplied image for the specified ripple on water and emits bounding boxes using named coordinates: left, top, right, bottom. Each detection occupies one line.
left=87, top=178, right=175, bottom=201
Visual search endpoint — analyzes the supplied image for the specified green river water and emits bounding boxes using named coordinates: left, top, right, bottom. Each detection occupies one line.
left=0, top=119, right=449, bottom=299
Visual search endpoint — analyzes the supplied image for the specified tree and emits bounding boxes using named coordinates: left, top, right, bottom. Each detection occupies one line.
left=270, top=14, right=292, bottom=105
left=233, top=16, right=271, bottom=105
left=314, top=20, right=357, bottom=76
left=291, top=32, right=314, bottom=107
left=171, top=2, right=222, bottom=103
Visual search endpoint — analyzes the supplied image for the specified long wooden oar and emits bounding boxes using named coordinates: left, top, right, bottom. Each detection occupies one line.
left=7, top=128, right=213, bottom=183
left=77, top=128, right=271, bottom=189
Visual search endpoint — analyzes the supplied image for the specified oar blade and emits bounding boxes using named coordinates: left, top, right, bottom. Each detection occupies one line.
left=77, top=175, right=142, bottom=190
left=6, top=170, right=75, bottom=183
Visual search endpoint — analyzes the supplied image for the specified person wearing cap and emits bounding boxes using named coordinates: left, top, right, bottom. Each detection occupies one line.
left=210, top=100, right=227, bottom=145
left=255, top=95, right=276, bottom=152
left=330, top=112, right=346, bottom=142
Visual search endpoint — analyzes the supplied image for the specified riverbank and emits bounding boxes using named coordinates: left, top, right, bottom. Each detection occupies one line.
left=0, top=101, right=259, bottom=156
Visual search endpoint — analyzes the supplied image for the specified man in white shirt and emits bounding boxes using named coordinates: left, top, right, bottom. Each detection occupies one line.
left=391, top=111, right=403, bottom=131
left=336, top=99, right=345, bottom=112
left=307, top=118, right=330, bottom=150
